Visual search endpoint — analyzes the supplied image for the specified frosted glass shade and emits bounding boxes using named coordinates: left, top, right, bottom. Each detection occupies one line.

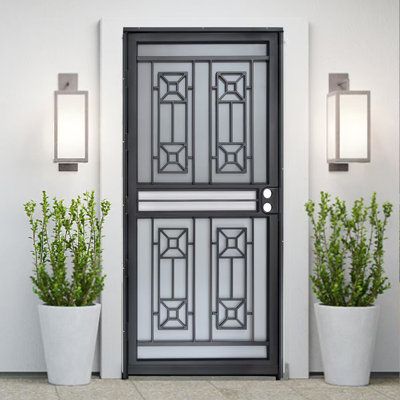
left=326, top=91, right=370, bottom=163
left=54, top=91, right=88, bottom=162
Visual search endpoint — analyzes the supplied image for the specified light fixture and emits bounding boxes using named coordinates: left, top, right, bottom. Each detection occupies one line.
left=327, top=73, right=370, bottom=172
left=54, top=73, right=88, bottom=171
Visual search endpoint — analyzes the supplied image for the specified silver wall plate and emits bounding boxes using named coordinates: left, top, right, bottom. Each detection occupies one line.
left=58, top=163, right=78, bottom=172
left=329, top=73, right=349, bottom=92
left=329, top=163, right=349, bottom=172
left=58, top=73, right=78, bottom=92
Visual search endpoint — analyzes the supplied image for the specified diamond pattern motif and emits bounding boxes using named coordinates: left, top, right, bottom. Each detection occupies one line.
left=159, top=228, right=188, bottom=259
left=159, top=72, right=188, bottom=103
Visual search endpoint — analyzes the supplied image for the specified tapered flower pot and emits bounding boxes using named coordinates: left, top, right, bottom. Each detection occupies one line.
left=314, top=304, right=379, bottom=386
left=38, top=303, right=101, bottom=386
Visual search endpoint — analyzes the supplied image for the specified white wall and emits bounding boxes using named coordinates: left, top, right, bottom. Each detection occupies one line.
left=0, top=0, right=398, bottom=373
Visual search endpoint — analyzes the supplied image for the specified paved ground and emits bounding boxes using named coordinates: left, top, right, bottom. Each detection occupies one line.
left=0, top=376, right=398, bottom=400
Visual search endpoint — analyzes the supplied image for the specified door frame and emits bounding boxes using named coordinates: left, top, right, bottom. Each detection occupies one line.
left=124, top=28, right=282, bottom=377
left=99, top=18, right=309, bottom=379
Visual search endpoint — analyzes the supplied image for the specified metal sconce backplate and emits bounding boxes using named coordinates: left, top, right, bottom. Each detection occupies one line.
left=329, top=163, right=349, bottom=172
left=58, top=73, right=78, bottom=92
left=329, top=73, right=349, bottom=92
left=58, top=163, right=78, bottom=172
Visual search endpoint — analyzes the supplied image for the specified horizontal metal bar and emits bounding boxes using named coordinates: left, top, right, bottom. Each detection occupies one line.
left=137, top=56, right=269, bottom=62
left=137, top=183, right=278, bottom=190
left=137, top=340, right=269, bottom=347
left=135, top=211, right=276, bottom=218
left=139, top=199, right=254, bottom=202
left=129, top=363, right=278, bottom=376
left=124, top=27, right=283, bottom=33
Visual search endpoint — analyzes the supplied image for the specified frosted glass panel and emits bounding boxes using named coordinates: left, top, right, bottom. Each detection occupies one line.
left=138, top=44, right=267, bottom=57
left=138, top=191, right=257, bottom=211
left=327, top=94, right=337, bottom=160
left=138, top=346, right=267, bottom=359
left=55, top=93, right=86, bottom=160
left=339, top=93, right=369, bottom=159
left=253, top=61, right=268, bottom=182
left=139, top=201, right=256, bottom=211
left=139, top=190, right=256, bottom=200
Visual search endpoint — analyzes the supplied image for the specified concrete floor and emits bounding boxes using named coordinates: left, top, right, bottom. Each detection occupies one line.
left=0, top=376, right=398, bottom=400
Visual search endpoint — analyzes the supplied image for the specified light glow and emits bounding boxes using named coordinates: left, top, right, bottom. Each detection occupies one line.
left=55, top=92, right=87, bottom=161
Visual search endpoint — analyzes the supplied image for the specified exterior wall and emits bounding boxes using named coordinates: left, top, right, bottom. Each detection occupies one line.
left=100, top=19, right=309, bottom=378
left=0, top=0, right=398, bottom=373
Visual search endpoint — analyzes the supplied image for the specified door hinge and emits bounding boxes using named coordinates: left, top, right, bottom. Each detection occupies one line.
left=124, top=196, right=129, bottom=212
left=122, top=69, right=129, bottom=89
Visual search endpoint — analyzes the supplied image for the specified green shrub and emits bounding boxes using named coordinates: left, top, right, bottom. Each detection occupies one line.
left=305, top=192, right=392, bottom=306
left=24, top=191, right=111, bottom=306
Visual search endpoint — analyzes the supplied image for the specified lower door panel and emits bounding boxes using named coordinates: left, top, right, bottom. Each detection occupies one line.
left=131, top=216, right=279, bottom=374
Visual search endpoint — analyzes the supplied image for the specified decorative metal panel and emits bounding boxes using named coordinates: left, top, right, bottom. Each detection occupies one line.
left=157, top=72, right=189, bottom=174
left=216, top=227, right=248, bottom=329
left=215, top=72, right=247, bottom=174
left=127, top=30, right=281, bottom=375
left=137, top=217, right=269, bottom=359
left=137, top=55, right=270, bottom=184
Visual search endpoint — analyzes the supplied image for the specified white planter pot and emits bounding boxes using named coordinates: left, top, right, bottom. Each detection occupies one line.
left=314, top=303, right=379, bottom=386
left=38, top=303, right=101, bottom=386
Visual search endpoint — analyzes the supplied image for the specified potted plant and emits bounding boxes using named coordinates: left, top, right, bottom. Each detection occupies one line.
left=305, top=192, right=392, bottom=386
left=24, top=191, right=111, bottom=386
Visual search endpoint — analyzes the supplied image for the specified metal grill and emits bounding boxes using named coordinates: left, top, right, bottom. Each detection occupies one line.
left=125, top=28, right=282, bottom=377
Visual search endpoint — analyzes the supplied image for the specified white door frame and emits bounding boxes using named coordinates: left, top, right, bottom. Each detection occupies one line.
left=99, top=17, right=309, bottom=379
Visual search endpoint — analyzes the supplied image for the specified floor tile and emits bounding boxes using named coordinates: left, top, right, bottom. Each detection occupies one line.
left=293, top=387, right=390, bottom=400
left=370, top=378, right=400, bottom=400
left=0, top=378, right=58, bottom=400
left=0, top=376, right=397, bottom=400
left=210, top=380, right=304, bottom=399
left=133, top=379, right=225, bottom=400
left=285, top=377, right=334, bottom=389
left=56, top=378, right=143, bottom=400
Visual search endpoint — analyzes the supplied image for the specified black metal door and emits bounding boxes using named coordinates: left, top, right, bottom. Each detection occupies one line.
left=124, top=28, right=282, bottom=376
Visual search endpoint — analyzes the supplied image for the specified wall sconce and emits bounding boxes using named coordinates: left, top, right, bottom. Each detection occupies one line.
left=54, top=73, right=88, bottom=171
left=327, top=73, right=370, bottom=172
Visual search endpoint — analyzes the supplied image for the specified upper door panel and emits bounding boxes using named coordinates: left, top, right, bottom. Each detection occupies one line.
left=130, top=32, right=280, bottom=186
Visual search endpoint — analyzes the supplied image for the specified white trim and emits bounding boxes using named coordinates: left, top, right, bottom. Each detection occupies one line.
left=99, top=17, right=309, bottom=378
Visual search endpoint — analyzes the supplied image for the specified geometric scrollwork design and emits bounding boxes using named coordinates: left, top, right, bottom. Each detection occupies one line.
left=159, top=142, right=187, bottom=173
left=159, top=228, right=188, bottom=259
left=215, top=71, right=247, bottom=175
left=217, top=228, right=246, bottom=259
left=216, top=227, right=248, bottom=330
left=159, top=72, right=188, bottom=103
left=157, top=72, right=189, bottom=175
left=216, top=72, right=246, bottom=103
left=217, top=298, right=246, bottom=329
left=217, top=143, right=246, bottom=173
left=159, top=299, right=188, bottom=330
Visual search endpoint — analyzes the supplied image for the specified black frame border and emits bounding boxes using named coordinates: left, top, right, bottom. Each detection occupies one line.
left=123, top=27, right=283, bottom=378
